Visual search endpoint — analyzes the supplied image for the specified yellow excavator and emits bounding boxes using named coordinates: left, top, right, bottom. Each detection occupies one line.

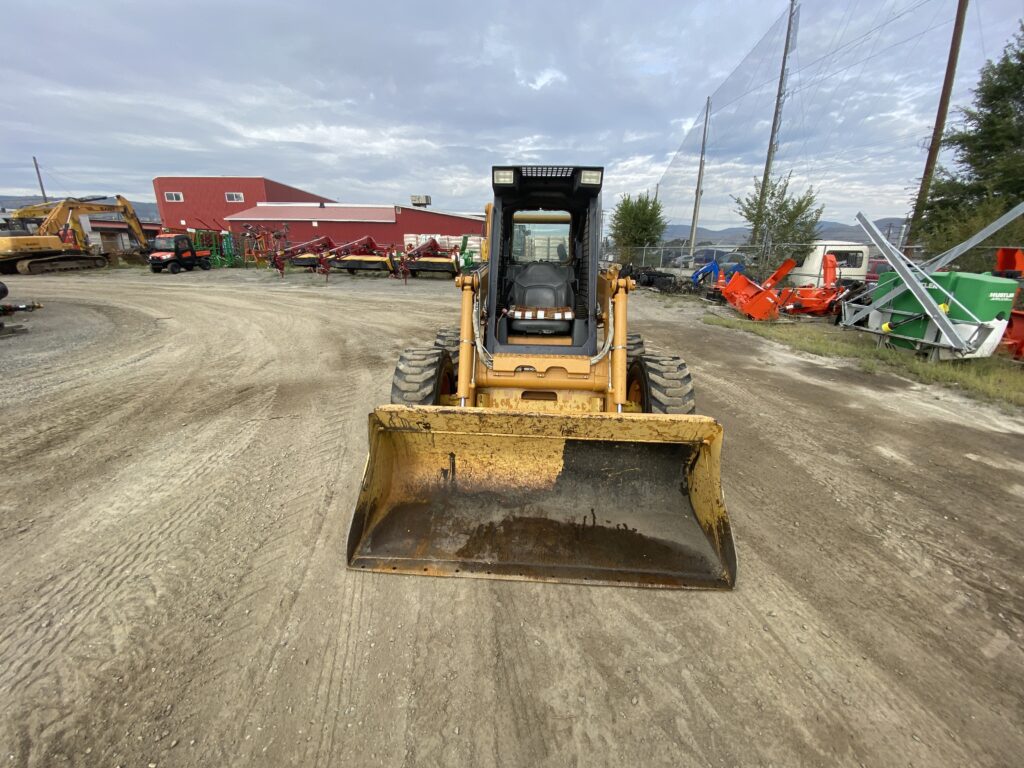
left=347, top=166, right=735, bottom=589
left=0, top=195, right=150, bottom=274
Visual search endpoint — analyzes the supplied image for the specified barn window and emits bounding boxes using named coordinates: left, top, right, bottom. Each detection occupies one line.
left=225, top=192, right=245, bottom=203
left=164, top=191, right=184, bottom=202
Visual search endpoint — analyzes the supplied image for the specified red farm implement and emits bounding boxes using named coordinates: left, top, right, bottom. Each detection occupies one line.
left=721, top=259, right=796, bottom=321
left=777, top=253, right=855, bottom=317
left=331, top=236, right=397, bottom=274
left=403, top=238, right=460, bottom=278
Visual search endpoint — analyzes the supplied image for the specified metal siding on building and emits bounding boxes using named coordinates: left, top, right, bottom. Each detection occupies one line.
left=225, top=207, right=484, bottom=247
left=152, top=177, right=332, bottom=231
left=263, top=180, right=334, bottom=205
left=228, top=204, right=395, bottom=222
left=395, top=207, right=485, bottom=237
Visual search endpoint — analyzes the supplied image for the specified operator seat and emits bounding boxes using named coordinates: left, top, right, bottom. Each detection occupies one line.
left=509, top=261, right=575, bottom=334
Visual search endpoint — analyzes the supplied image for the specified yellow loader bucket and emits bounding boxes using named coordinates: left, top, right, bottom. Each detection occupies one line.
left=347, top=406, right=736, bottom=589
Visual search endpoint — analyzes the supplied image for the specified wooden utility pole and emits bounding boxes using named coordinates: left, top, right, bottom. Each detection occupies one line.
left=752, top=0, right=798, bottom=245
left=688, top=96, right=712, bottom=260
left=33, top=156, right=48, bottom=202
left=905, top=0, right=969, bottom=248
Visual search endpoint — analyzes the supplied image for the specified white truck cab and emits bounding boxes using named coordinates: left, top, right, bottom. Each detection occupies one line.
left=787, top=240, right=870, bottom=287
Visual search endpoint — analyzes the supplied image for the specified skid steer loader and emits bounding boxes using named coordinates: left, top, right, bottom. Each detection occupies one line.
left=347, top=166, right=736, bottom=589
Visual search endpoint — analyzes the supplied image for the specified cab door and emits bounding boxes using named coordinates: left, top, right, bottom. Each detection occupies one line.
left=176, top=236, right=195, bottom=263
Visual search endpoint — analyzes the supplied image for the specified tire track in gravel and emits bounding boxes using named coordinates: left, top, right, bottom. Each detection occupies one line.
left=0, top=274, right=324, bottom=765
left=3, top=274, right=1022, bottom=768
left=146, top=297, right=393, bottom=768
left=0, top=377, right=276, bottom=753
left=633, top=298, right=1024, bottom=768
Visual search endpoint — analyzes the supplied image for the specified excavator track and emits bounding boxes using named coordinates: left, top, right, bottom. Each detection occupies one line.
left=16, top=255, right=109, bottom=275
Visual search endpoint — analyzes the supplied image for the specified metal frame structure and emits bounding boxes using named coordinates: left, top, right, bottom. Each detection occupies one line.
left=841, top=203, right=1024, bottom=356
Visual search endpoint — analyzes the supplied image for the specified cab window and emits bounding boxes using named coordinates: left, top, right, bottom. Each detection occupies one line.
left=510, top=214, right=571, bottom=264
left=832, top=250, right=864, bottom=268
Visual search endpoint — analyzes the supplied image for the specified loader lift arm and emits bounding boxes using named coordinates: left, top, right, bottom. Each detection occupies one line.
left=347, top=165, right=737, bottom=590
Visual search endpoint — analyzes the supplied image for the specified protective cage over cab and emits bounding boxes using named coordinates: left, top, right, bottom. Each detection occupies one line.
left=487, top=165, right=603, bottom=355
left=346, top=164, right=737, bottom=590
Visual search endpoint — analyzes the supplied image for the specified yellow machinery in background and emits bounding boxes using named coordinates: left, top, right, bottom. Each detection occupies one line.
left=0, top=195, right=150, bottom=274
left=347, top=165, right=735, bottom=589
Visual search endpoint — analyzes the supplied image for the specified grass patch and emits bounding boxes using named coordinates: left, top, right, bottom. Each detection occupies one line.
left=702, top=314, right=1024, bottom=408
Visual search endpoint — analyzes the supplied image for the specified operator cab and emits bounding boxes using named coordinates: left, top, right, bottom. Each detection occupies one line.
left=486, top=166, right=603, bottom=356
left=152, top=235, right=192, bottom=255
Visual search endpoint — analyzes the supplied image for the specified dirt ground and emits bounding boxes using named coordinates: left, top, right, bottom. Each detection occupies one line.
left=1, top=268, right=1021, bottom=768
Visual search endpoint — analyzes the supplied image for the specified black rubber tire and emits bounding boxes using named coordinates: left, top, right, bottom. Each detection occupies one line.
left=347, top=269, right=356, bottom=275
left=149, top=265, right=163, bottom=273
left=626, top=332, right=645, bottom=368
left=168, top=262, right=182, bottom=274
left=409, top=270, right=418, bottom=278
left=433, top=327, right=461, bottom=374
left=184, top=264, right=195, bottom=271
left=199, top=259, right=212, bottom=270
left=628, top=354, right=696, bottom=414
left=0, top=282, right=7, bottom=301
left=390, top=348, right=456, bottom=406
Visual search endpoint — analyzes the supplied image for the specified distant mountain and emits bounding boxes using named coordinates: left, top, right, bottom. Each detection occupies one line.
left=663, top=224, right=749, bottom=245
left=817, top=217, right=906, bottom=242
left=663, top=217, right=906, bottom=246
left=0, top=195, right=161, bottom=223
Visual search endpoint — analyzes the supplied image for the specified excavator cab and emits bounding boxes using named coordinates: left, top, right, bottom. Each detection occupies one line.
left=347, top=165, right=736, bottom=589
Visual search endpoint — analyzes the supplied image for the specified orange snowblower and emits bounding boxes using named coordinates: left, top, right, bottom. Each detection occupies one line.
left=994, top=249, right=1023, bottom=359
left=1002, top=309, right=1024, bottom=359
left=721, top=258, right=796, bottom=321
left=777, top=253, right=851, bottom=316
left=993, top=247, right=1024, bottom=279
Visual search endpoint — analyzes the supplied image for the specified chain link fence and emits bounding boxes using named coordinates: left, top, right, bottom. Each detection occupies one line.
left=603, top=243, right=765, bottom=272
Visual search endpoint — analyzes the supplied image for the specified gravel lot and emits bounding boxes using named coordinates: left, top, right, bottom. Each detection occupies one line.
left=1, top=268, right=1021, bottom=767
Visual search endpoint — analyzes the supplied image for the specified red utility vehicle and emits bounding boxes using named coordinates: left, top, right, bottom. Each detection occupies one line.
left=148, top=233, right=212, bottom=274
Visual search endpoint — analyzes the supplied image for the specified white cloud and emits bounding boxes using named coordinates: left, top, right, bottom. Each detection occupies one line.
left=2, top=0, right=1021, bottom=231
left=518, top=67, right=568, bottom=91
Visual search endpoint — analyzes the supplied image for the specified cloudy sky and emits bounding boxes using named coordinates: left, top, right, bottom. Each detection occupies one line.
left=3, top=0, right=1022, bottom=227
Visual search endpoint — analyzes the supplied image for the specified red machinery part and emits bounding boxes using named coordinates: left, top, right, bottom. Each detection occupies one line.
left=281, top=235, right=335, bottom=260
left=777, top=253, right=845, bottom=316
left=1001, top=309, right=1024, bottom=360
left=994, top=247, right=1024, bottom=277
left=330, top=235, right=384, bottom=257
left=721, top=259, right=796, bottom=321
left=405, top=238, right=443, bottom=262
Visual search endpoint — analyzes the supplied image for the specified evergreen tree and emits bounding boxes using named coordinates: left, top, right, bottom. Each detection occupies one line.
left=609, top=192, right=666, bottom=264
left=920, top=22, right=1024, bottom=263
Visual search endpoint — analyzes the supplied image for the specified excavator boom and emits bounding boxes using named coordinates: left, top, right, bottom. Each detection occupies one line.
left=1, top=195, right=150, bottom=274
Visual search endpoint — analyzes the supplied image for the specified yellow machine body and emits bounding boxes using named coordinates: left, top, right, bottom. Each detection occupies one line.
left=1, top=195, right=150, bottom=274
left=349, top=407, right=734, bottom=588
left=347, top=165, right=736, bottom=589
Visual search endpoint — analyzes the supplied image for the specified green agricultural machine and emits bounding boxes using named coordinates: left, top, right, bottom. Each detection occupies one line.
left=843, top=205, right=1024, bottom=361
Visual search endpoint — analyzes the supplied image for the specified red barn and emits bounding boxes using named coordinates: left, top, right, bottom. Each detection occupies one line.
left=152, top=176, right=332, bottom=231
left=224, top=203, right=484, bottom=247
